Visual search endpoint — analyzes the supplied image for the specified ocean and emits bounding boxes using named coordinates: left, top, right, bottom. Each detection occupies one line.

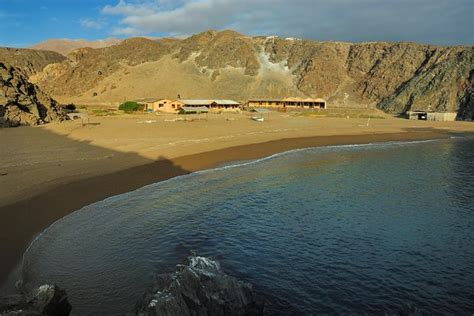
left=16, top=137, right=474, bottom=314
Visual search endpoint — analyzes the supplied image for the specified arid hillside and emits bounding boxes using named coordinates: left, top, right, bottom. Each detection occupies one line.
left=3, top=30, right=473, bottom=115
left=0, top=47, right=66, bottom=76
left=30, top=38, right=122, bottom=56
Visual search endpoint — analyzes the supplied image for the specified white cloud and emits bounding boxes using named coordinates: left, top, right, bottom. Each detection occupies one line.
left=102, top=0, right=155, bottom=16
left=100, top=0, right=474, bottom=45
left=111, top=26, right=141, bottom=36
left=80, top=18, right=105, bottom=30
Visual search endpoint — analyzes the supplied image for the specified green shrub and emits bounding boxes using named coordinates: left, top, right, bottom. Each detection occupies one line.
left=118, top=101, right=144, bottom=112
left=64, top=103, right=76, bottom=111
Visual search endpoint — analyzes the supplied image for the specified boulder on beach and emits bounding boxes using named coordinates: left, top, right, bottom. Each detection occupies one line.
left=138, top=255, right=264, bottom=316
left=0, top=62, right=67, bottom=127
left=0, top=284, right=72, bottom=316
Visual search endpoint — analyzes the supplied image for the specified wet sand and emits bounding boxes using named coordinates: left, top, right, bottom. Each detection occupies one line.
left=1, top=113, right=473, bottom=286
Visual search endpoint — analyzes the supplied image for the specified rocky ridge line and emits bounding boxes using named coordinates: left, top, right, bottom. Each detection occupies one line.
left=2, top=30, right=473, bottom=116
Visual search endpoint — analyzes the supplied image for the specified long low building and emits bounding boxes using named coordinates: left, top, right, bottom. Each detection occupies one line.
left=407, top=111, right=457, bottom=121
left=141, top=99, right=240, bottom=113
left=247, top=97, right=327, bottom=109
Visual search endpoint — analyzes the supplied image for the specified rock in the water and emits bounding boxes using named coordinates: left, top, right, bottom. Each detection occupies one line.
left=0, top=284, right=72, bottom=316
left=0, top=62, right=67, bottom=127
left=138, top=256, right=264, bottom=316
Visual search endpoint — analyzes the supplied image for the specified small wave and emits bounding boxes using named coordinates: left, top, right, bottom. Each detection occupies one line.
left=191, top=138, right=441, bottom=173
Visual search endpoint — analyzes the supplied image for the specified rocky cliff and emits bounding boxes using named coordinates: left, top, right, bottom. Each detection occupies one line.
left=4, top=30, right=473, bottom=115
left=377, top=47, right=474, bottom=115
left=0, top=62, right=67, bottom=127
left=458, top=69, right=474, bottom=119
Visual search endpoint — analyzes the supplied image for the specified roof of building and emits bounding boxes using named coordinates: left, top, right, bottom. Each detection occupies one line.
left=248, top=99, right=282, bottom=102
left=134, top=98, right=162, bottom=103
left=180, top=106, right=209, bottom=113
left=170, top=100, right=185, bottom=104
left=407, top=110, right=457, bottom=114
left=178, top=99, right=240, bottom=106
left=179, top=99, right=213, bottom=106
left=248, top=98, right=326, bottom=103
left=213, top=99, right=240, bottom=105
left=282, top=97, right=326, bottom=103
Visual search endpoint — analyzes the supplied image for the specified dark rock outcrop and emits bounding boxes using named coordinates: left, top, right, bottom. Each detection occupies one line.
left=457, top=69, right=474, bottom=120
left=138, top=256, right=264, bottom=316
left=377, top=48, right=474, bottom=114
left=0, top=284, right=72, bottom=316
left=0, top=62, right=67, bottom=127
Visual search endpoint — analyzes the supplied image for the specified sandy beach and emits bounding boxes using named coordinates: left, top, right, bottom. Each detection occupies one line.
left=1, top=111, right=474, bottom=285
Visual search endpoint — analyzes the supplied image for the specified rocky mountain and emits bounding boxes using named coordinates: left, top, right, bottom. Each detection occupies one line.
left=31, top=37, right=173, bottom=99
left=3, top=30, right=473, bottom=115
left=0, top=47, right=66, bottom=76
left=30, top=38, right=122, bottom=56
left=459, top=69, right=474, bottom=119
left=0, top=62, right=67, bottom=126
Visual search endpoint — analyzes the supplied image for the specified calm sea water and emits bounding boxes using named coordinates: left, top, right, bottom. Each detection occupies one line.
left=17, top=138, right=474, bottom=315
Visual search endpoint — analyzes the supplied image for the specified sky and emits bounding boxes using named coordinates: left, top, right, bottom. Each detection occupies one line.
left=0, top=0, right=473, bottom=47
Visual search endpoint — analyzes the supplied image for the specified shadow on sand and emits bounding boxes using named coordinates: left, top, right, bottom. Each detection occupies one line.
left=0, top=126, right=192, bottom=288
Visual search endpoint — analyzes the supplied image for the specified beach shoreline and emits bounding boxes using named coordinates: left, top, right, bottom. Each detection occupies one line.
left=1, top=127, right=471, bottom=287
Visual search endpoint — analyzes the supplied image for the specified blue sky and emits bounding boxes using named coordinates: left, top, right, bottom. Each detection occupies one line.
left=0, top=0, right=119, bottom=46
left=1, top=0, right=473, bottom=47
